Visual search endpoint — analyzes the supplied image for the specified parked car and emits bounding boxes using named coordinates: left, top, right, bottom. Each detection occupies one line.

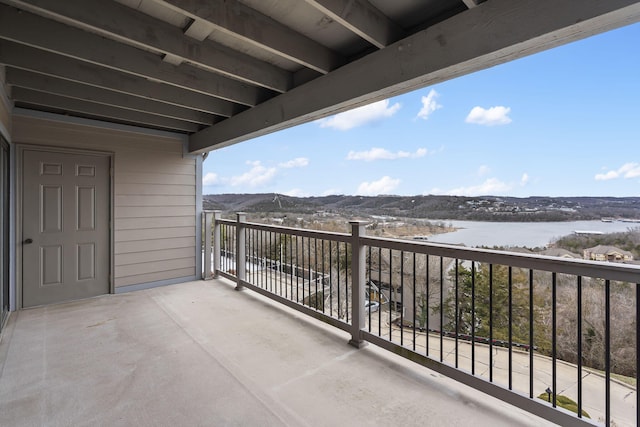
left=365, top=300, right=380, bottom=312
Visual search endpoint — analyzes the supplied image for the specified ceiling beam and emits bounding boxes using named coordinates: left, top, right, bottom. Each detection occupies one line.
left=462, top=0, right=481, bottom=9
left=183, top=19, right=213, bottom=41
left=0, top=4, right=265, bottom=106
left=304, top=0, right=404, bottom=49
left=0, top=40, right=242, bottom=117
left=157, top=0, right=344, bottom=74
left=189, top=0, right=640, bottom=153
left=4, top=0, right=292, bottom=93
left=5, top=69, right=219, bottom=125
left=12, top=87, right=201, bottom=133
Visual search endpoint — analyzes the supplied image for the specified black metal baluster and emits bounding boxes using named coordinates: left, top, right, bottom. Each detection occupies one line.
left=254, top=229, right=258, bottom=287
left=296, top=235, right=300, bottom=303
left=344, top=242, right=349, bottom=324
left=400, top=250, right=404, bottom=347
left=529, top=269, right=534, bottom=399
left=552, top=272, right=557, bottom=408
left=378, top=247, right=382, bottom=337
left=368, top=246, right=372, bottom=332
left=389, top=249, right=393, bottom=342
left=489, top=263, right=493, bottom=382
left=271, top=232, right=275, bottom=294
left=329, top=241, right=333, bottom=316
left=301, top=236, right=305, bottom=304
left=307, top=236, right=311, bottom=307
left=337, top=242, right=341, bottom=320
left=577, top=276, right=583, bottom=418
left=440, top=256, right=444, bottom=363
left=288, top=235, right=292, bottom=300
left=508, top=266, right=513, bottom=390
left=222, top=225, right=226, bottom=272
left=605, top=279, right=611, bottom=425
left=426, top=254, right=430, bottom=357
left=321, top=239, right=325, bottom=314
left=413, top=253, right=416, bottom=352
left=636, top=281, right=639, bottom=426
left=471, top=261, right=476, bottom=375
left=314, top=238, right=318, bottom=311
left=455, top=259, right=459, bottom=368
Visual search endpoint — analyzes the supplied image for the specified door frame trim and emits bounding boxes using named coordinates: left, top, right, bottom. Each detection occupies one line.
left=16, top=144, right=114, bottom=309
left=0, top=136, right=9, bottom=330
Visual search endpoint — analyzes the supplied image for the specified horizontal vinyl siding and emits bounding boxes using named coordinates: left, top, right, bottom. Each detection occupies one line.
left=117, top=183, right=196, bottom=196
left=115, top=236, right=195, bottom=254
left=115, top=257, right=195, bottom=278
left=116, top=216, right=195, bottom=230
left=115, top=195, right=194, bottom=206
left=13, top=115, right=198, bottom=289
left=116, top=172, right=195, bottom=186
left=115, top=267, right=195, bottom=287
left=116, top=206, right=194, bottom=218
left=115, top=247, right=194, bottom=266
left=115, top=226, right=194, bottom=242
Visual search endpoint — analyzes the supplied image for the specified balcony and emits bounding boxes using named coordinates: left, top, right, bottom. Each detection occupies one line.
left=201, top=212, right=640, bottom=426
left=0, top=279, right=554, bottom=426
left=1, top=213, right=638, bottom=426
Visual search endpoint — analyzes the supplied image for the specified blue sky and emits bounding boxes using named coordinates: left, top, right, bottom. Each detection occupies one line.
left=203, top=23, right=639, bottom=198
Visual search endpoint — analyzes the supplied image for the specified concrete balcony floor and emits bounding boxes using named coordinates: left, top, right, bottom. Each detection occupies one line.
left=0, top=279, right=556, bottom=426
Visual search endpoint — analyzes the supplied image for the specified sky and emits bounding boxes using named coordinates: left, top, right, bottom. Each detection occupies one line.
left=202, top=23, right=640, bottom=198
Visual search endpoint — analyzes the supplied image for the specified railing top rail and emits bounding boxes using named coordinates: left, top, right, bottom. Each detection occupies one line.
left=216, top=218, right=351, bottom=243
left=207, top=213, right=640, bottom=283
left=361, top=235, right=640, bottom=283
left=215, top=218, right=236, bottom=226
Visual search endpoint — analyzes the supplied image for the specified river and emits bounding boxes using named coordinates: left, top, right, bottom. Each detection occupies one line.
left=427, top=220, right=638, bottom=248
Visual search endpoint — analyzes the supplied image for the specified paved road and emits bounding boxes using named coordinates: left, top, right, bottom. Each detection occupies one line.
left=372, top=322, right=636, bottom=426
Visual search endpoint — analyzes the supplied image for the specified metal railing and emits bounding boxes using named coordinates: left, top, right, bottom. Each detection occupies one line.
left=203, top=211, right=640, bottom=426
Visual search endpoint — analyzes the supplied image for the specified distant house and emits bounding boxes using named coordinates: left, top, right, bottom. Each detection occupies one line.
left=540, top=248, right=580, bottom=259
left=583, top=245, right=634, bottom=262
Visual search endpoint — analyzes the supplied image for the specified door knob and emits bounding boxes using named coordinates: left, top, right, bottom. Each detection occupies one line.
left=23, top=238, right=33, bottom=244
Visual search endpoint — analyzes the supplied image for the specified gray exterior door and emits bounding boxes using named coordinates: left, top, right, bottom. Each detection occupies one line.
left=22, top=150, right=110, bottom=307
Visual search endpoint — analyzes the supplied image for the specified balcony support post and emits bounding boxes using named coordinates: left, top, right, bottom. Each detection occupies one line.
left=203, top=211, right=213, bottom=279
left=212, top=210, right=222, bottom=279
left=349, top=220, right=368, bottom=348
left=235, top=212, right=247, bottom=291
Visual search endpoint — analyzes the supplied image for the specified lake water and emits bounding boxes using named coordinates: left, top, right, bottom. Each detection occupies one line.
left=428, top=220, right=638, bottom=248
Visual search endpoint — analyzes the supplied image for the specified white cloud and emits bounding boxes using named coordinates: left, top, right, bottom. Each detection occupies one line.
left=477, top=165, right=491, bottom=177
left=202, top=172, right=219, bottom=186
left=278, top=157, right=309, bottom=168
left=625, top=167, right=640, bottom=178
left=346, top=147, right=427, bottom=161
left=229, top=161, right=277, bottom=187
left=218, top=157, right=310, bottom=189
left=595, top=170, right=619, bottom=181
left=416, top=89, right=442, bottom=120
left=283, top=188, right=309, bottom=197
left=317, top=100, right=401, bottom=131
left=595, top=162, right=640, bottom=181
left=357, top=176, right=401, bottom=196
left=465, top=106, right=512, bottom=126
left=322, top=188, right=342, bottom=196
left=437, top=178, right=513, bottom=196
left=521, top=173, right=530, bottom=185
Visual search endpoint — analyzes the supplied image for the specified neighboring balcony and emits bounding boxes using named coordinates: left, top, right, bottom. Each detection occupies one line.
left=202, top=211, right=640, bottom=427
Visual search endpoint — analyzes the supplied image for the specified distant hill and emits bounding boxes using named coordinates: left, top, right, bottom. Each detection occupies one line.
left=203, top=194, right=640, bottom=222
